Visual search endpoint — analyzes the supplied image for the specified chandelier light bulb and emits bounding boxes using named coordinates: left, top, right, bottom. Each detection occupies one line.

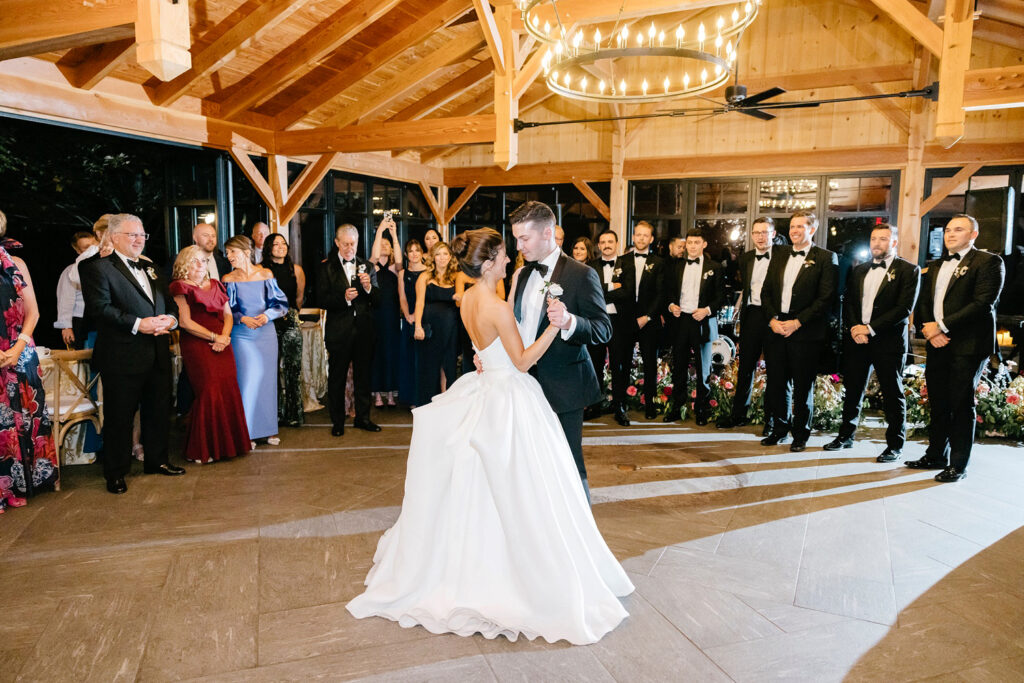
left=732, top=8, right=740, bottom=23
left=599, top=80, right=606, bottom=94
left=701, top=68, right=708, bottom=84
left=637, top=33, right=643, bottom=46
left=698, top=23, right=706, bottom=42
left=581, top=75, right=588, bottom=90
left=715, top=35, right=723, bottom=50
left=714, top=64, right=722, bottom=76
left=659, top=30, right=665, bottom=45
left=648, top=23, right=656, bottom=39
left=676, top=25, right=684, bottom=42
left=564, top=72, right=571, bottom=86
left=619, top=79, right=626, bottom=93
left=621, top=26, right=629, bottom=42
left=683, top=72, right=690, bottom=88
left=594, top=28, right=601, bottom=45
left=663, top=76, right=670, bottom=92
left=745, top=2, right=752, bottom=14
left=531, top=14, right=538, bottom=27
left=727, top=39, right=733, bottom=54
left=555, top=41, right=563, bottom=55
left=551, top=69, right=558, bottom=81
left=544, top=20, right=551, bottom=35
left=642, top=79, right=649, bottom=95
left=717, top=16, right=725, bottom=31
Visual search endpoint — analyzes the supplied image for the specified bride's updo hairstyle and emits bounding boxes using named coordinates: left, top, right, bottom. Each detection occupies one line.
left=450, top=228, right=504, bottom=278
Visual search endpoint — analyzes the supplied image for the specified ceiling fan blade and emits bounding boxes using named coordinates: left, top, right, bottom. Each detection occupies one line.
left=739, top=108, right=776, bottom=121
left=736, top=86, right=786, bottom=107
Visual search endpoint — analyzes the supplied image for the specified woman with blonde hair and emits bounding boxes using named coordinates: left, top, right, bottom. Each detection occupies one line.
left=413, top=241, right=458, bottom=405
left=169, top=245, right=251, bottom=463
left=222, top=235, right=288, bottom=446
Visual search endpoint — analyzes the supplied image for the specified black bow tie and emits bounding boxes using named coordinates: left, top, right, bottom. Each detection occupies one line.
left=791, top=249, right=806, bottom=258
left=522, top=260, right=549, bottom=277
left=686, top=258, right=700, bottom=266
left=943, top=253, right=961, bottom=262
left=343, top=259, right=355, bottom=265
left=870, top=261, right=886, bottom=270
left=755, top=253, right=770, bottom=261
left=126, top=259, right=144, bottom=271
left=634, top=252, right=648, bottom=259
left=602, top=260, right=615, bottom=267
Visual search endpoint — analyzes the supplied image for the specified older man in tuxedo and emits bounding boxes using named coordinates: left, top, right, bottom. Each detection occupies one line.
left=586, top=229, right=625, bottom=420
left=81, top=214, right=184, bottom=494
left=760, top=211, right=839, bottom=452
left=663, top=229, right=724, bottom=424
left=909, top=214, right=1004, bottom=482
left=615, top=221, right=666, bottom=421
left=718, top=217, right=784, bottom=432
left=825, top=223, right=920, bottom=460
left=316, top=223, right=381, bottom=437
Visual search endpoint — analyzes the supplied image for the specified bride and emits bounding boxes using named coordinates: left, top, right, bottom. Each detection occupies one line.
left=346, top=228, right=633, bottom=645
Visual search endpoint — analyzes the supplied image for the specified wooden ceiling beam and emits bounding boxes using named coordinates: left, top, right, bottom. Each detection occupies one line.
left=275, top=115, right=496, bottom=156
left=972, top=16, right=1024, bottom=49
left=274, top=0, right=473, bottom=129
left=146, top=0, right=311, bottom=106
left=0, top=0, right=136, bottom=61
left=417, top=182, right=447, bottom=226
left=472, top=0, right=505, bottom=76
left=215, top=0, right=403, bottom=120
left=977, top=0, right=1024, bottom=25
left=388, top=59, right=493, bottom=123
left=322, top=36, right=486, bottom=129
left=228, top=148, right=277, bottom=208
left=864, top=0, right=944, bottom=55
left=56, top=38, right=136, bottom=90
left=963, top=65, right=1024, bottom=111
left=934, top=0, right=973, bottom=147
left=519, top=0, right=736, bottom=29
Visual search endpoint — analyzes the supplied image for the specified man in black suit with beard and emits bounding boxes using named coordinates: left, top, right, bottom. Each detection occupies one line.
left=760, top=211, right=839, bottom=452
left=316, top=223, right=381, bottom=437
left=80, top=214, right=185, bottom=494
left=718, top=217, right=785, bottom=432
left=825, top=223, right=920, bottom=461
left=909, top=214, right=1004, bottom=482
left=509, top=201, right=611, bottom=502
left=585, top=229, right=625, bottom=421
left=615, top=220, right=666, bottom=421
left=663, top=229, right=724, bottom=424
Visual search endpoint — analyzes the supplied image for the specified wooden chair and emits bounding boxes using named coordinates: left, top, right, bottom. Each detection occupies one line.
left=43, top=349, right=103, bottom=488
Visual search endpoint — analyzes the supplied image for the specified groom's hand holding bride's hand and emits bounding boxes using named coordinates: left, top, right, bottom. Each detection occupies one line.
left=546, top=297, right=571, bottom=330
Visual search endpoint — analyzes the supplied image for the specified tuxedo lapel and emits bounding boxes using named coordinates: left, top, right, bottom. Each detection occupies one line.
left=790, top=246, right=818, bottom=292
left=110, top=255, right=154, bottom=307
left=943, top=249, right=975, bottom=302
left=742, top=252, right=755, bottom=302
left=512, top=266, right=528, bottom=321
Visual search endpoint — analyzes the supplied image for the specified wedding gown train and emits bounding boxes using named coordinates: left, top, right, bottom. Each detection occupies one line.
left=346, top=338, right=634, bottom=645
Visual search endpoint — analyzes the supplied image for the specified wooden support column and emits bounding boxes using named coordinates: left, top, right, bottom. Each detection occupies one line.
left=898, top=46, right=932, bottom=263
left=493, top=5, right=518, bottom=171
left=935, top=0, right=974, bottom=148
left=609, top=122, right=629, bottom=245
left=418, top=182, right=449, bottom=234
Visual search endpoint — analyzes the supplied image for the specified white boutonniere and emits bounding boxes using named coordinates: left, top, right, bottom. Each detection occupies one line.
left=954, top=265, right=969, bottom=278
left=146, top=267, right=157, bottom=281
left=702, top=270, right=714, bottom=280
left=802, top=259, right=816, bottom=269
left=644, top=263, right=654, bottom=273
left=613, top=267, right=622, bottom=278
left=886, top=270, right=896, bottom=282
left=540, top=280, right=564, bottom=299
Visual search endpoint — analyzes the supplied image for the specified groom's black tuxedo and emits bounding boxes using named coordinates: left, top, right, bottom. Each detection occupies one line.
left=511, top=252, right=611, bottom=497
left=81, top=252, right=176, bottom=482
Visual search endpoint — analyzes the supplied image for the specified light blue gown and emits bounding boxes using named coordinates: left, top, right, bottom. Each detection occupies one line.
left=227, top=278, right=288, bottom=440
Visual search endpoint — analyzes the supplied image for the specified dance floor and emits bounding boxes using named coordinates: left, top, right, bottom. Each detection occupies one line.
left=2, top=409, right=1023, bottom=682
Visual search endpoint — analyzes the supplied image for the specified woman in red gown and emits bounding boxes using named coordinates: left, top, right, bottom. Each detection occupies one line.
left=169, top=246, right=251, bottom=463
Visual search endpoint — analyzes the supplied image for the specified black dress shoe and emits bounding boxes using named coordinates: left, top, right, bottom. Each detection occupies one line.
left=761, top=433, right=789, bottom=446
left=106, top=478, right=127, bottom=494
left=695, top=414, right=709, bottom=426
left=331, top=425, right=345, bottom=437
left=662, top=405, right=677, bottom=423
left=761, top=422, right=773, bottom=437
left=823, top=437, right=854, bottom=451
left=935, top=466, right=966, bottom=482
left=614, top=407, right=630, bottom=427
left=717, top=416, right=748, bottom=429
left=583, top=406, right=598, bottom=421
left=876, top=448, right=902, bottom=463
left=144, top=463, right=186, bottom=476
left=790, top=440, right=807, bottom=452
left=905, top=456, right=947, bottom=470
left=645, top=405, right=659, bottom=420
left=353, top=418, right=382, bottom=432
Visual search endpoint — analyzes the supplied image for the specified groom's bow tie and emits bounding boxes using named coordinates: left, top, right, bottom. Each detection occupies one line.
left=522, top=260, right=549, bottom=277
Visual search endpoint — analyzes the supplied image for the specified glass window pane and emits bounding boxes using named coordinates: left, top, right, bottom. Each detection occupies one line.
left=333, top=177, right=349, bottom=212
left=759, top=178, right=817, bottom=214
left=303, top=177, right=327, bottom=209
left=632, top=183, right=658, bottom=215
left=827, top=177, right=859, bottom=213
left=695, top=181, right=749, bottom=215
left=827, top=216, right=888, bottom=265
left=858, top=176, right=891, bottom=212
left=406, top=186, right=433, bottom=220
left=657, top=183, right=678, bottom=215
left=694, top=218, right=746, bottom=261
left=372, top=184, right=400, bottom=220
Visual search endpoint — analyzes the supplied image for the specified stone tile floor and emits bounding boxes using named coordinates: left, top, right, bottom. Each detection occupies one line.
left=1, top=410, right=1022, bottom=682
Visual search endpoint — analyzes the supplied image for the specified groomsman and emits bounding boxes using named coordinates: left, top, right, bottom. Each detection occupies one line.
left=760, top=211, right=839, bottom=451
left=718, top=217, right=784, bottom=432
left=909, top=214, right=1004, bottom=482
left=824, top=223, right=920, bottom=460
left=586, top=229, right=625, bottom=421
left=663, top=229, right=724, bottom=424
left=615, top=221, right=666, bottom=421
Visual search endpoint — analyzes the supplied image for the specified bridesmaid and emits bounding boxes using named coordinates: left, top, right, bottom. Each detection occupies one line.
left=370, top=215, right=402, bottom=407
left=169, top=246, right=251, bottom=463
left=420, top=228, right=441, bottom=269
left=397, top=238, right=426, bottom=406
left=413, top=241, right=458, bottom=406
left=222, top=235, right=288, bottom=446
left=261, top=233, right=306, bottom=428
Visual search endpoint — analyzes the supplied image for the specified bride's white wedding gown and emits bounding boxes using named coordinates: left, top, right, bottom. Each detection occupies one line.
left=346, top=338, right=634, bottom=645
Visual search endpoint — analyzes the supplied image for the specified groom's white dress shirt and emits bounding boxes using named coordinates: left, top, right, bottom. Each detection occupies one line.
left=518, top=247, right=577, bottom=346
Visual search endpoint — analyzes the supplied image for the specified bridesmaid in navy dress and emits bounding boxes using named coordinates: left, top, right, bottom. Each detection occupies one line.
left=413, top=241, right=458, bottom=406
left=222, top=235, right=288, bottom=446
left=370, top=217, right=402, bottom=407
left=398, top=238, right=426, bottom=406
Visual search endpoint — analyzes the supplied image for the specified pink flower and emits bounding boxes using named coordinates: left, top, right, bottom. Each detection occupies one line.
left=921, top=385, right=928, bottom=397
left=1008, top=393, right=1021, bottom=405
left=637, top=378, right=644, bottom=386
left=830, top=374, right=841, bottom=383
left=724, top=382, right=734, bottom=390
left=690, top=390, right=697, bottom=398
left=978, top=384, right=990, bottom=395
left=709, top=399, right=719, bottom=407
left=977, top=416, right=983, bottom=423
left=626, top=386, right=637, bottom=396
left=640, top=396, right=646, bottom=405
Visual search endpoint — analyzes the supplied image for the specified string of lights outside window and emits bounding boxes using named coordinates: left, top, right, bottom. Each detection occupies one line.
left=517, top=0, right=762, bottom=104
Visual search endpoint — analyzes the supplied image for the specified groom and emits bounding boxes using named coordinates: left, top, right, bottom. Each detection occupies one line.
left=509, top=201, right=612, bottom=501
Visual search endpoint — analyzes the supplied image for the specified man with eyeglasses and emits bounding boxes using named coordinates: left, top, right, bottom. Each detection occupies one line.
left=82, top=214, right=185, bottom=494
left=718, top=217, right=784, bottom=432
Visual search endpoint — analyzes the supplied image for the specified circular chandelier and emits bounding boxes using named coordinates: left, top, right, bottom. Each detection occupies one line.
left=518, top=0, right=762, bottom=104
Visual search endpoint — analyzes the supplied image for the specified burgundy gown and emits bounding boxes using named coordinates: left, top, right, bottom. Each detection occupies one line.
left=169, top=280, right=251, bottom=463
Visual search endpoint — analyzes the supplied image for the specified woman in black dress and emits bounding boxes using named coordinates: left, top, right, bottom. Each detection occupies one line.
left=261, top=233, right=306, bottom=427
left=370, top=216, right=402, bottom=407
left=398, top=238, right=426, bottom=406
left=413, top=241, right=458, bottom=406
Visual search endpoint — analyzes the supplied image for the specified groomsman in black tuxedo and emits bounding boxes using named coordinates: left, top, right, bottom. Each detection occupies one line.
left=586, top=229, right=625, bottom=421
left=760, top=211, right=839, bottom=452
left=316, top=223, right=381, bottom=437
left=718, top=217, right=784, bottom=432
left=825, top=223, right=920, bottom=460
left=80, top=214, right=185, bottom=494
left=909, top=214, right=1005, bottom=482
left=663, top=229, right=724, bottom=424
left=615, top=221, right=666, bottom=421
